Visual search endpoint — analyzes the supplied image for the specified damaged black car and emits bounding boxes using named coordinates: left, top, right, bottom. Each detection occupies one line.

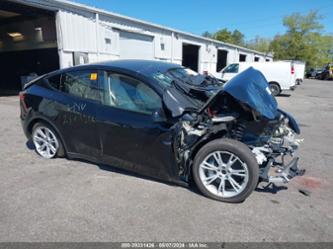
left=20, top=60, right=303, bottom=203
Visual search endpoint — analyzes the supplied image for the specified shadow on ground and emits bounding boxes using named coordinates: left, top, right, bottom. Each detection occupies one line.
left=0, top=90, right=19, bottom=97
left=277, top=93, right=291, bottom=98
left=25, top=140, right=288, bottom=200
left=256, top=182, right=288, bottom=194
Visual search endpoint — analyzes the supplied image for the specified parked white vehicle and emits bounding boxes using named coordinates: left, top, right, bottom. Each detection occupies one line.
left=220, top=62, right=297, bottom=96
left=291, top=61, right=306, bottom=84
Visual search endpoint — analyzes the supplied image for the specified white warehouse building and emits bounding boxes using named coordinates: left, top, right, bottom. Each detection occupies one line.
left=0, top=0, right=273, bottom=93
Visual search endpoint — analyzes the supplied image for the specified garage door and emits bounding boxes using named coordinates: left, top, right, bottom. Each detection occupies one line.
left=119, top=31, right=154, bottom=60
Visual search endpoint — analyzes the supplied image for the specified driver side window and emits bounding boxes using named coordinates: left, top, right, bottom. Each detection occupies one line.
left=102, top=73, right=162, bottom=115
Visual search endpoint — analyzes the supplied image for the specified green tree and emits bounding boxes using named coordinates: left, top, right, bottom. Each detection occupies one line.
left=316, top=35, right=333, bottom=65
left=201, top=11, right=333, bottom=67
left=202, top=31, right=214, bottom=38
left=269, top=11, right=328, bottom=68
left=231, top=30, right=245, bottom=46
left=211, top=28, right=245, bottom=46
left=246, top=36, right=271, bottom=54
left=213, top=28, right=234, bottom=43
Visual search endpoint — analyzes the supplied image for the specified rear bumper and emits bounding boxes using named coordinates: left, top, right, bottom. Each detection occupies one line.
left=20, top=117, right=31, bottom=140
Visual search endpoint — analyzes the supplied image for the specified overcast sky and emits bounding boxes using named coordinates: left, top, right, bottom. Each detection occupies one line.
left=74, top=0, right=333, bottom=40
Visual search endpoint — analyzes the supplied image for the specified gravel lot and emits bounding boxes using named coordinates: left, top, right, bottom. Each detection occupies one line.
left=0, top=79, right=332, bottom=242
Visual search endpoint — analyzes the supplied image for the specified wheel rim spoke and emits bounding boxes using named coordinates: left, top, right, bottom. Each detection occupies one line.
left=230, top=169, right=246, bottom=177
left=205, top=174, right=218, bottom=185
left=46, top=146, right=51, bottom=156
left=41, top=143, right=47, bottom=150
left=49, top=144, right=56, bottom=154
left=37, top=130, right=46, bottom=139
left=227, top=154, right=237, bottom=168
left=201, top=162, right=218, bottom=171
left=45, top=129, right=50, bottom=139
left=34, top=136, right=45, bottom=144
left=217, top=178, right=225, bottom=195
left=212, top=152, right=223, bottom=167
left=228, top=176, right=241, bottom=193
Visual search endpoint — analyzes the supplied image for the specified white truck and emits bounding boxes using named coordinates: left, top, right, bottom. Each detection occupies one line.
left=219, top=61, right=297, bottom=96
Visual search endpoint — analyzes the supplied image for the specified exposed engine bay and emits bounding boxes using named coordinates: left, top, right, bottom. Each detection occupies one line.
left=174, top=93, right=304, bottom=184
left=165, top=67, right=304, bottom=185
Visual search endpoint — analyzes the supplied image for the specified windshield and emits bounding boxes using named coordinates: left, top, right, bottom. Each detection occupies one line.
left=152, top=67, right=198, bottom=88
left=153, top=67, right=223, bottom=89
left=167, top=67, right=199, bottom=80
left=222, top=64, right=239, bottom=73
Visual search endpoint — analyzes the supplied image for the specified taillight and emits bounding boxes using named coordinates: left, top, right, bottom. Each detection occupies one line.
left=19, top=92, right=28, bottom=112
left=19, top=92, right=25, bottom=102
left=291, top=66, right=295, bottom=74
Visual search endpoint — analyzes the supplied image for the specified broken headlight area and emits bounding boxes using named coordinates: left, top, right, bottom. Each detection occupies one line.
left=174, top=95, right=304, bottom=185
left=250, top=115, right=305, bottom=184
left=166, top=68, right=304, bottom=189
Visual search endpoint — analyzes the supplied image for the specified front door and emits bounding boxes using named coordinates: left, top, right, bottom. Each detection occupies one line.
left=96, top=71, right=177, bottom=180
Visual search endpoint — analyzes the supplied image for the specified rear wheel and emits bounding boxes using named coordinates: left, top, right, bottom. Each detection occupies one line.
left=192, top=139, right=259, bottom=203
left=269, top=82, right=281, bottom=96
left=32, top=122, right=64, bottom=159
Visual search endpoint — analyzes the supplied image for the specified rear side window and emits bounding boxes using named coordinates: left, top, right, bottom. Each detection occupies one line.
left=61, top=71, right=102, bottom=102
left=47, top=74, right=61, bottom=89
left=223, top=64, right=239, bottom=73
left=46, top=71, right=102, bottom=102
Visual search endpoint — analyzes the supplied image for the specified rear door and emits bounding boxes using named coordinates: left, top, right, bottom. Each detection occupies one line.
left=45, top=69, right=102, bottom=158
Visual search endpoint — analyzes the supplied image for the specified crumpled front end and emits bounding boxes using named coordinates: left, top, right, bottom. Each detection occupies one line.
left=250, top=111, right=305, bottom=184
left=169, top=68, right=304, bottom=185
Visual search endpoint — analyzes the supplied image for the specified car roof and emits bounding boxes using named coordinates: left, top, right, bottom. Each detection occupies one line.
left=46, top=60, right=185, bottom=95
left=74, top=59, right=184, bottom=75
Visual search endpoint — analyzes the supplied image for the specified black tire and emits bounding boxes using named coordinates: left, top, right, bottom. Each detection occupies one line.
left=269, top=82, right=281, bottom=96
left=192, top=139, right=259, bottom=203
left=32, top=122, right=65, bottom=158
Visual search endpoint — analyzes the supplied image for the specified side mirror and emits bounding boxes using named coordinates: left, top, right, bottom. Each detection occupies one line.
left=152, top=108, right=167, bottom=123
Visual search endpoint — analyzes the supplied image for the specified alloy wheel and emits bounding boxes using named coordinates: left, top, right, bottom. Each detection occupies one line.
left=198, top=151, right=249, bottom=198
left=32, top=126, right=59, bottom=159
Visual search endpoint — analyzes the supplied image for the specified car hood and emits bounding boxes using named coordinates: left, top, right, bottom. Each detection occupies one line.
left=221, top=67, right=278, bottom=119
left=164, top=67, right=279, bottom=119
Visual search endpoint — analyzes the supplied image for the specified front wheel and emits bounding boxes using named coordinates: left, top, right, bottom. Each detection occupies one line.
left=192, top=139, right=259, bottom=203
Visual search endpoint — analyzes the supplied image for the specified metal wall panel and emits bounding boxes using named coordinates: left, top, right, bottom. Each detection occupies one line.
left=119, top=31, right=154, bottom=59
left=15, top=0, right=273, bottom=73
left=58, top=10, right=97, bottom=52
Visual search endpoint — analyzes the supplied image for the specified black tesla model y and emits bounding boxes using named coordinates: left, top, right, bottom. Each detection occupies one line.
left=20, top=60, right=303, bottom=203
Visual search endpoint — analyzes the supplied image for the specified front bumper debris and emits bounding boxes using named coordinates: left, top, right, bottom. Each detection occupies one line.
left=260, top=157, right=305, bottom=184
